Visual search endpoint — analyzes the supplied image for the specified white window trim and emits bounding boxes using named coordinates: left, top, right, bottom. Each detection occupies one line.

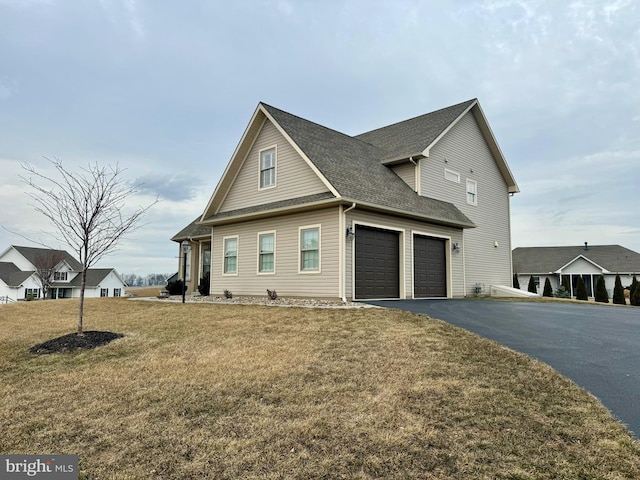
left=258, top=145, right=277, bottom=190
left=257, top=231, right=276, bottom=275
left=466, top=179, right=478, bottom=206
left=298, top=224, right=321, bottom=274
left=222, top=235, right=239, bottom=276
left=100, top=288, right=109, bottom=297
left=444, top=168, right=460, bottom=183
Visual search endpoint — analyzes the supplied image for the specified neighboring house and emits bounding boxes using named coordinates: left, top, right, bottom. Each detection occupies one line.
left=172, top=99, right=519, bottom=300
left=0, top=245, right=126, bottom=301
left=513, top=244, right=640, bottom=298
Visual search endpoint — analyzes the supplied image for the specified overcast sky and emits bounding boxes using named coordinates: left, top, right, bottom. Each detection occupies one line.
left=1, top=0, right=638, bottom=276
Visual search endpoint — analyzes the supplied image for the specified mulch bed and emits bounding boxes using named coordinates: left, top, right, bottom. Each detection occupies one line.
left=29, top=331, right=124, bottom=355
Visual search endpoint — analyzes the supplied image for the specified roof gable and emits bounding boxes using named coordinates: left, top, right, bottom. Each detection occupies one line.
left=513, top=245, right=640, bottom=274
left=11, top=245, right=83, bottom=271
left=200, top=106, right=337, bottom=221
left=356, top=99, right=519, bottom=193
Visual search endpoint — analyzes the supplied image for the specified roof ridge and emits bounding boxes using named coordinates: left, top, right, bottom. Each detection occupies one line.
left=259, top=102, right=383, bottom=150
left=354, top=98, right=477, bottom=137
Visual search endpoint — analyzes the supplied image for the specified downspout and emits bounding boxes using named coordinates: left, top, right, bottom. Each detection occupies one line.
left=342, top=202, right=357, bottom=302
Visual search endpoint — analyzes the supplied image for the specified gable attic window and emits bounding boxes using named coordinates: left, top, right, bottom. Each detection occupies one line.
left=445, top=168, right=460, bottom=183
left=54, top=271, right=67, bottom=281
left=259, top=146, right=276, bottom=189
left=466, top=179, right=478, bottom=206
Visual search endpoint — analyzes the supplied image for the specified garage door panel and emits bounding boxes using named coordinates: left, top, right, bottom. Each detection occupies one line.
left=355, top=226, right=400, bottom=299
left=414, top=235, right=446, bottom=298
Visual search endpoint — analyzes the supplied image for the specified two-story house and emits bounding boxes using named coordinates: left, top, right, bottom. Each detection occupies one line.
left=172, top=99, right=519, bottom=300
left=0, top=245, right=126, bottom=301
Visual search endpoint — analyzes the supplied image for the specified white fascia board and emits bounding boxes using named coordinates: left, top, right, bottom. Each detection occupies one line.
left=556, top=254, right=608, bottom=273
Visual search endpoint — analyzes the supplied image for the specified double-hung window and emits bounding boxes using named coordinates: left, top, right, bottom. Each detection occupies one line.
left=54, top=271, right=67, bottom=281
left=299, top=226, right=320, bottom=272
left=223, top=237, right=238, bottom=275
left=258, top=232, right=275, bottom=273
left=466, top=179, right=477, bottom=206
left=259, top=147, right=276, bottom=189
left=100, top=288, right=108, bottom=297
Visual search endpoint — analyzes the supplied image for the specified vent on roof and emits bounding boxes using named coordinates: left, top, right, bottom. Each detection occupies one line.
left=584, top=242, right=588, bottom=251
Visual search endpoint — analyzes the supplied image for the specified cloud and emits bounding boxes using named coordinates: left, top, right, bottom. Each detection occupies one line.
left=133, top=173, right=207, bottom=202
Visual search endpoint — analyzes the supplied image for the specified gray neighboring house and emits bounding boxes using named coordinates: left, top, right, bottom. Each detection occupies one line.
left=513, top=244, right=640, bottom=297
left=0, top=245, right=126, bottom=301
left=173, top=99, right=519, bottom=300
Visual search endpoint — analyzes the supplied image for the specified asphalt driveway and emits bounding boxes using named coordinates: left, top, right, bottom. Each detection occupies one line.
left=366, top=298, right=640, bottom=437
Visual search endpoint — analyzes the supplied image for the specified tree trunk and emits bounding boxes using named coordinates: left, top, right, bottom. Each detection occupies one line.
left=77, top=267, right=87, bottom=335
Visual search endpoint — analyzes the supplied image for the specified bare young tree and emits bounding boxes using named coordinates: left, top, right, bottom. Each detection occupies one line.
left=21, top=157, right=157, bottom=334
left=32, top=250, right=65, bottom=300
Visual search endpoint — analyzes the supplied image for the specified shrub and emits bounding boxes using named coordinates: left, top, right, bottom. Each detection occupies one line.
left=513, top=273, right=520, bottom=289
left=198, top=272, right=210, bottom=296
left=595, top=275, right=609, bottom=303
left=542, top=278, right=553, bottom=297
left=632, top=283, right=640, bottom=307
left=554, top=286, right=571, bottom=298
left=26, top=294, right=35, bottom=302
left=612, top=274, right=625, bottom=305
left=223, top=289, right=233, bottom=299
left=630, top=276, right=639, bottom=306
left=266, top=289, right=278, bottom=301
left=575, top=276, right=588, bottom=301
left=527, top=276, right=537, bottom=294
left=167, top=279, right=186, bottom=296
left=562, top=275, right=571, bottom=294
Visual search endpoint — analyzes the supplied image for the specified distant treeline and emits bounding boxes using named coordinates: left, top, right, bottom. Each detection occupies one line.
left=121, top=273, right=173, bottom=287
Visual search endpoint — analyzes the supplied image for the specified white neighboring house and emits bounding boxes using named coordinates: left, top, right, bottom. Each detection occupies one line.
left=512, top=244, right=640, bottom=298
left=0, top=245, right=126, bottom=302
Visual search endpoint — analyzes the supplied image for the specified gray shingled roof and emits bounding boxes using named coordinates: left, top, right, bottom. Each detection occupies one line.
left=355, top=99, right=476, bottom=161
left=260, top=103, right=474, bottom=228
left=171, top=217, right=212, bottom=242
left=66, top=268, right=116, bottom=287
left=207, top=192, right=336, bottom=221
left=12, top=245, right=82, bottom=271
left=512, top=245, right=640, bottom=274
left=0, top=262, right=34, bottom=287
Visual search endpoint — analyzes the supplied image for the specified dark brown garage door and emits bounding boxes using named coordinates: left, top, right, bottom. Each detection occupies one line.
left=413, top=235, right=447, bottom=297
left=355, top=225, right=400, bottom=299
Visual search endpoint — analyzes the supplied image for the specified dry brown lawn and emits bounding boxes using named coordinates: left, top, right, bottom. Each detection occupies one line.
left=1, top=298, right=639, bottom=479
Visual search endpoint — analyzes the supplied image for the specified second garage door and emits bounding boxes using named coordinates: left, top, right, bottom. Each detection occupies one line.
left=355, top=225, right=400, bottom=299
left=413, top=235, right=447, bottom=298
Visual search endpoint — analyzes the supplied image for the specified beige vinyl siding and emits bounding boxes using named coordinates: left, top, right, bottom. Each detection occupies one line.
left=421, top=112, right=512, bottom=295
left=219, top=119, right=330, bottom=213
left=344, top=208, right=465, bottom=299
left=391, top=162, right=416, bottom=191
left=210, top=207, right=340, bottom=297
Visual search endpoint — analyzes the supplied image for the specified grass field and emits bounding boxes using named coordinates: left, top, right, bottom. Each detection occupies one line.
left=1, top=298, right=639, bottom=479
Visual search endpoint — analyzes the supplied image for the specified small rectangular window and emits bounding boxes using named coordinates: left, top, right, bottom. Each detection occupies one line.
left=258, top=232, right=275, bottom=273
left=300, top=226, right=320, bottom=272
left=466, top=179, right=477, bottom=205
left=223, top=237, right=238, bottom=275
left=259, top=147, right=276, bottom=188
left=445, top=168, right=460, bottom=183
left=100, top=288, right=108, bottom=297
left=114, top=288, right=121, bottom=297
